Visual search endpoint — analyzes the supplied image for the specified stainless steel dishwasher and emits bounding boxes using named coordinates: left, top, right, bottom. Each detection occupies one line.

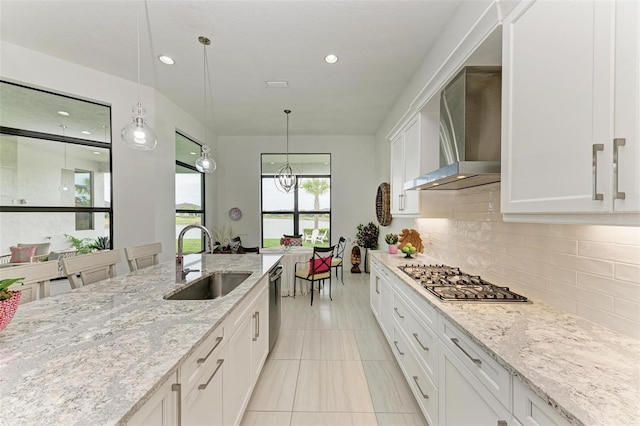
left=268, top=264, right=283, bottom=352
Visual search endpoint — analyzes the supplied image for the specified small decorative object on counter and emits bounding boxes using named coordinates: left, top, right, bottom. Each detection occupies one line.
left=398, top=228, right=424, bottom=253
left=384, top=233, right=398, bottom=254
left=401, top=243, right=417, bottom=259
left=280, top=237, right=292, bottom=251
left=356, top=222, right=379, bottom=273
left=350, top=246, right=361, bottom=273
left=0, top=277, right=24, bottom=331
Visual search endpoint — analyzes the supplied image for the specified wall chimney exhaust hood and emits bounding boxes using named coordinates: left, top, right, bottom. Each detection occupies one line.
left=405, top=66, right=502, bottom=191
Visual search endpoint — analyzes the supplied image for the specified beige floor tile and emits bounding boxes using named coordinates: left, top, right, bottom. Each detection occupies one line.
left=241, top=411, right=292, bottom=426
left=271, top=330, right=305, bottom=360
left=305, top=306, right=350, bottom=329
left=291, top=411, right=378, bottom=426
left=376, top=412, right=428, bottom=426
left=301, top=330, right=360, bottom=360
left=345, top=308, right=379, bottom=330
left=362, top=360, right=422, bottom=413
left=294, top=360, right=374, bottom=412
left=353, top=328, right=394, bottom=361
left=248, top=360, right=300, bottom=411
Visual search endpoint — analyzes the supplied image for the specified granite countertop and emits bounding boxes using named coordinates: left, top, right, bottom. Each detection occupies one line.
left=374, top=252, right=640, bottom=426
left=0, top=253, right=282, bottom=426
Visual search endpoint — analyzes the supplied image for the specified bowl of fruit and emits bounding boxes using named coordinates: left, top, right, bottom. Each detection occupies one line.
left=401, top=243, right=417, bottom=259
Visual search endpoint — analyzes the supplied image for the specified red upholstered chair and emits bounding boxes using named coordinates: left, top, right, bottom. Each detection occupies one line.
left=294, top=246, right=334, bottom=305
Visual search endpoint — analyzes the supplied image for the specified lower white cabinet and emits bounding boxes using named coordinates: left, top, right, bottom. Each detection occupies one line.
left=513, top=377, right=569, bottom=426
left=370, top=260, right=382, bottom=320
left=127, top=372, right=179, bottom=426
left=183, top=344, right=227, bottom=426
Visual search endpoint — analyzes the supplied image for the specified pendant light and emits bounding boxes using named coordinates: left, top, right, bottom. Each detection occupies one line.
left=275, top=109, right=297, bottom=193
left=121, top=4, right=157, bottom=151
left=59, top=124, right=70, bottom=192
left=195, top=36, right=216, bottom=173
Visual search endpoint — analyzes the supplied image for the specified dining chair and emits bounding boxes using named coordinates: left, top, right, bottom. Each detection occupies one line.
left=61, top=250, right=121, bottom=289
left=0, top=260, right=59, bottom=303
left=294, top=246, right=334, bottom=305
left=125, top=242, right=162, bottom=272
left=331, top=236, right=348, bottom=284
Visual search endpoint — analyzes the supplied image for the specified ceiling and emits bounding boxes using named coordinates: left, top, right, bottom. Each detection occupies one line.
left=0, top=1, right=462, bottom=136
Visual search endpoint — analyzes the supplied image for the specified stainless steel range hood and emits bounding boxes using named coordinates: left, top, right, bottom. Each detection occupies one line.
left=405, top=66, right=502, bottom=191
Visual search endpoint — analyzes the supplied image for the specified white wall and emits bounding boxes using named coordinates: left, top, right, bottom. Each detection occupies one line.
left=215, top=135, right=376, bottom=248
left=0, top=41, right=216, bottom=271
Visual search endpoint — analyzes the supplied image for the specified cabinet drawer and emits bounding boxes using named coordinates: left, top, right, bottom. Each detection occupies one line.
left=513, top=376, right=570, bottom=426
left=439, top=317, right=510, bottom=404
left=392, top=327, right=438, bottom=426
left=393, top=275, right=437, bottom=331
left=181, top=324, right=226, bottom=394
left=393, top=292, right=438, bottom=381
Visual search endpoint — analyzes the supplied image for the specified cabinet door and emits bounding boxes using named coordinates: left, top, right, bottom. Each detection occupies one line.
left=613, top=0, right=640, bottom=212
left=390, top=133, right=405, bottom=214
left=183, top=345, right=227, bottom=426
left=251, top=287, right=269, bottom=382
left=379, top=274, right=394, bottom=342
left=438, top=343, right=510, bottom=426
left=502, top=0, right=614, bottom=214
left=224, top=314, right=252, bottom=426
left=370, top=264, right=381, bottom=320
left=127, top=373, right=178, bottom=426
left=402, top=115, right=421, bottom=213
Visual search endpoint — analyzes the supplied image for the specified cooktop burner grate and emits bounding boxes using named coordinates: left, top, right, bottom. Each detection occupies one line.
left=398, top=264, right=528, bottom=302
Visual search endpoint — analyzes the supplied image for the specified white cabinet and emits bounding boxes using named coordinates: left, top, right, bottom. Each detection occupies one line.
left=379, top=269, right=394, bottom=342
left=502, top=0, right=640, bottom=223
left=513, top=377, right=570, bottom=426
left=370, top=260, right=382, bottom=320
left=127, top=373, right=179, bottom=426
left=390, top=113, right=425, bottom=215
left=250, top=285, right=269, bottom=382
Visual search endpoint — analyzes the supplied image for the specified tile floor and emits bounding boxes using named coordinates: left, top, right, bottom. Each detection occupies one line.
left=241, top=272, right=428, bottom=426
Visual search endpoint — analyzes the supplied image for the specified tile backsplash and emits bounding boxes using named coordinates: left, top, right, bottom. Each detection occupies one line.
left=414, top=183, right=640, bottom=339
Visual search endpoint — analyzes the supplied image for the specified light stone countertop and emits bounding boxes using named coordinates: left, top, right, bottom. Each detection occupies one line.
left=374, top=251, right=640, bottom=426
left=0, top=253, right=282, bottom=426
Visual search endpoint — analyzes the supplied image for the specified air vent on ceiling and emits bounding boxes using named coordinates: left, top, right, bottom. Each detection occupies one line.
left=266, top=81, right=289, bottom=88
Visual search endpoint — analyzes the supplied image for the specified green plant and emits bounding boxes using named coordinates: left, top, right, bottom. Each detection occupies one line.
left=64, top=234, right=93, bottom=254
left=0, top=278, right=24, bottom=301
left=90, top=236, right=110, bottom=251
left=385, top=233, right=398, bottom=245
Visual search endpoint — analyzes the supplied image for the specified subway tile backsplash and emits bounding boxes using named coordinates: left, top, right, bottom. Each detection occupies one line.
left=415, top=183, right=640, bottom=339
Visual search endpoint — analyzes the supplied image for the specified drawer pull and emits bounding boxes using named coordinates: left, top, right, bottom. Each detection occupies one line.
left=613, top=138, right=626, bottom=200
left=393, top=341, right=404, bottom=355
left=394, top=307, right=405, bottom=319
left=171, top=383, right=182, bottom=426
left=197, top=336, right=223, bottom=364
left=413, top=333, right=429, bottom=351
left=592, top=143, right=604, bottom=201
left=451, top=337, right=482, bottom=366
left=412, top=376, right=429, bottom=399
left=198, top=359, right=224, bottom=390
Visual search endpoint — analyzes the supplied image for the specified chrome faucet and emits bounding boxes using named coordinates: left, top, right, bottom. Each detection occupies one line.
left=176, top=224, right=215, bottom=282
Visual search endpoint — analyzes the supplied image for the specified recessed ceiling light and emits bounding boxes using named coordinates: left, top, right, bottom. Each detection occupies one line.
left=266, top=81, right=289, bottom=88
left=189, top=152, right=197, bottom=155
left=81, top=131, right=91, bottom=135
left=57, top=111, right=70, bottom=116
left=324, top=54, right=338, bottom=64
left=457, top=175, right=466, bottom=179
left=269, top=162, right=275, bottom=165
left=158, top=55, right=175, bottom=65
left=432, top=182, right=440, bottom=186
left=93, top=151, right=101, bottom=155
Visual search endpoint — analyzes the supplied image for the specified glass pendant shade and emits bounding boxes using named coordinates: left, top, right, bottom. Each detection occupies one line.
left=121, top=102, right=157, bottom=150
left=195, top=144, right=216, bottom=173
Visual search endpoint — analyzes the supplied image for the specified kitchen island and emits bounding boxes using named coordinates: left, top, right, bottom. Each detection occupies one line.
left=0, top=253, right=281, bottom=425
left=372, top=252, right=640, bottom=426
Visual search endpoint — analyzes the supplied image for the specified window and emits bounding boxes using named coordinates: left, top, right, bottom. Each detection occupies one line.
left=0, top=80, right=112, bottom=253
left=261, top=154, right=331, bottom=247
left=175, top=132, right=205, bottom=254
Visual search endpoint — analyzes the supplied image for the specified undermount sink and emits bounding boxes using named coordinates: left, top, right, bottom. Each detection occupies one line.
left=166, top=272, right=252, bottom=300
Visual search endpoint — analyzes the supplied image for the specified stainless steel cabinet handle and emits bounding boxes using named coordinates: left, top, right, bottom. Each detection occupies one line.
left=252, top=312, right=259, bottom=341
left=592, top=144, right=604, bottom=201
left=451, top=337, right=482, bottom=365
left=197, top=336, right=223, bottom=364
left=497, top=421, right=507, bottom=426
left=399, top=193, right=404, bottom=211
left=376, top=277, right=380, bottom=294
left=394, top=307, right=405, bottom=319
left=412, top=376, right=429, bottom=399
left=413, top=333, right=429, bottom=351
left=257, top=311, right=260, bottom=339
left=171, top=383, right=182, bottom=426
left=613, top=138, right=626, bottom=200
left=393, top=341, right=404, bottom=355
left=198, top=359, right=224, bottom=390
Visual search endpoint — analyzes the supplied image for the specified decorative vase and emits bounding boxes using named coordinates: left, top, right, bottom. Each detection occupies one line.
left=388, top=244, right=398, bottom=254
left=0, top=291, right=21, bottom=332
left=364, top=248, right=370, bottom=273
left=283, top=245, right=291, bottom=251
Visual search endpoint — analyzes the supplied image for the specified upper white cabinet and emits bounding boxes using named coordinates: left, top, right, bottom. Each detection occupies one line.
left=501, top=0, right=640, bottom=224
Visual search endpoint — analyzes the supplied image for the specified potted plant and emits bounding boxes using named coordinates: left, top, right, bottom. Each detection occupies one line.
left=356, top=222, right=379, bottom=273
left=385, top=233, right=399, bottom=254
left=64, top=234, right=93, bottom=254
left=0, top=277, right=24, bottom=331
left=90, top=236, right=110, bottom=251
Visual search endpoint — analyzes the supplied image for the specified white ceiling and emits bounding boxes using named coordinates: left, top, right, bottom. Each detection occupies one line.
left=0, top=0, right=462, bottom=136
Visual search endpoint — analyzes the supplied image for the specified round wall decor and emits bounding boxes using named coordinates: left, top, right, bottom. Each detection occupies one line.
left=228, top=207, right=242, bottom=221
left=376, top=182, right=392, bottom=226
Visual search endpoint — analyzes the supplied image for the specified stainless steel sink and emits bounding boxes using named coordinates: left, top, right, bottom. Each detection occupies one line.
left=166, top=272, right=251, bottom=300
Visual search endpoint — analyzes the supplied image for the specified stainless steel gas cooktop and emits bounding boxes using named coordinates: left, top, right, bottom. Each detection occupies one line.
left=398, top=264, right=528, bottom=302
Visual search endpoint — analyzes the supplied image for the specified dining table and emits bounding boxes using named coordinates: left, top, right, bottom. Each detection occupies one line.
left=260, top=246, right=314, bottom=296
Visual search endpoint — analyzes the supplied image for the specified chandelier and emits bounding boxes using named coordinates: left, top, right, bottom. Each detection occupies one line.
left=275, top=109, right=298, bottom=192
